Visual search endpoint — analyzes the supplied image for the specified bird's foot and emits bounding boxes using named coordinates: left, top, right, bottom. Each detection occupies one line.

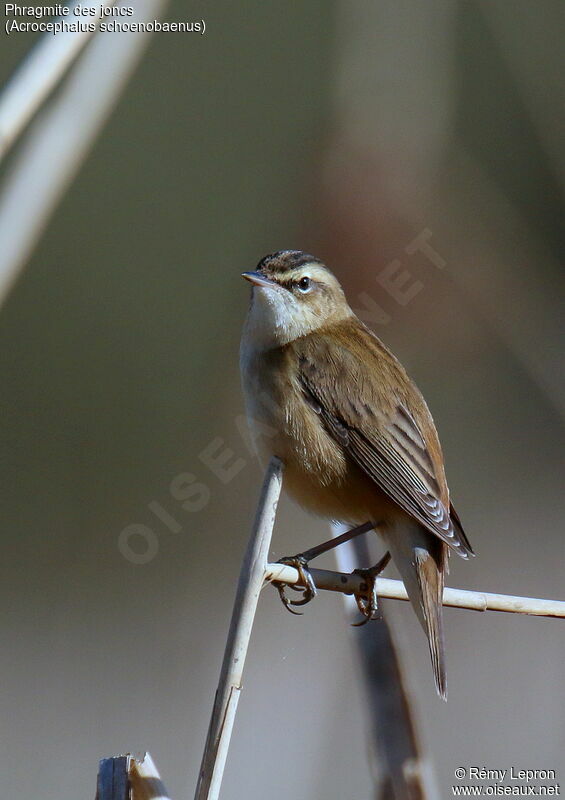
left=270, top=522, right=376, bottom=617
left=351, top=551, right=391, bottom=626
left=273, top=554, right=317, bottom=616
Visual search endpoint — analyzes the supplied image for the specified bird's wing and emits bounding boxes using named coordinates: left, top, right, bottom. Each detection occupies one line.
left=296, top=322, right=474, bottom=558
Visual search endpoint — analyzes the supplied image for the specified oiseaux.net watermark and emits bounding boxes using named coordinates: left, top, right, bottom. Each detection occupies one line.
left=117, top=228, right=447, bottom=564
left=452, top=767, right=560, bottom=796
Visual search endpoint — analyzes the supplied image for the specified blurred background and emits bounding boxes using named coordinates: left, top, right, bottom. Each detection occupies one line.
left=0, top=1, right=564, bottom=798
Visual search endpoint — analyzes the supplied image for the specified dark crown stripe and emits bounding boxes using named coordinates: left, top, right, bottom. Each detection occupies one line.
left=257, top=250, right=322, bottom=273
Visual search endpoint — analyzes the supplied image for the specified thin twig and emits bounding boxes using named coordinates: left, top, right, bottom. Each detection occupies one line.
left=0, top=0, right=118, bottom=163
left=265, top=564, right=565, bottom=618
left=0, top=0, right=168, bottom=308
left=194, top=457, right=284, bottom=800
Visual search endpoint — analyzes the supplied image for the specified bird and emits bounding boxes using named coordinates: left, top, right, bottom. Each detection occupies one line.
left=240, top=249, right=474, bottom=699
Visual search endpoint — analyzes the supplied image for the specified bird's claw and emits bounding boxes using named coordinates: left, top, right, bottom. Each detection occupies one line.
left=352, top=567, right=380, bottom=625
left=273, top=555, right=317, bottom=615
left=351, top=552, right=391, bottom=626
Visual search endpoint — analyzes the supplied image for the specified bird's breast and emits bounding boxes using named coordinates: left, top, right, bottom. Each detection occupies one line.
left=240, top=339, right=396, bottom=526
left=240, top=342, right=347, bottom=488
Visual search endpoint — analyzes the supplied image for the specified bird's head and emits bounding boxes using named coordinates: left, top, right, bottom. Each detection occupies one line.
left=242, top=250, right=351, bottom=347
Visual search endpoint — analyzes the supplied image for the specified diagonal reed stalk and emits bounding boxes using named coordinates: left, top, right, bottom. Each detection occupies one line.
left=0, top=0, right=169, bottom=308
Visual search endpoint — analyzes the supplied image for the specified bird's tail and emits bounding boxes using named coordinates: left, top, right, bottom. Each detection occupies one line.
left=384, top=523, right=448, bottom=700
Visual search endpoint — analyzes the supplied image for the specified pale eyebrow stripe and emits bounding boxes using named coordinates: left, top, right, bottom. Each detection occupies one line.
left=276, top=264, right=324, bottom=282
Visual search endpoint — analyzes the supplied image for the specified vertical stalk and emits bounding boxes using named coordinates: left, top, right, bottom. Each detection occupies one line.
left=194, top=457, right=283, bottom=800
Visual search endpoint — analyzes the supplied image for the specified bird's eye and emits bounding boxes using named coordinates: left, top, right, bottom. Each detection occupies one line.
left=296, top=276, right=312, bottom=293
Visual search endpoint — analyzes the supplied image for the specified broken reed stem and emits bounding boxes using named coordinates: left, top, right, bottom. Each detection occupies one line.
left=96, top=753, right=171, bottom=800
left=264, top=564, right=565, bottom=618
left=129, top=752, right=172, bottom=800
left=194, top=457, right=284, bottom=800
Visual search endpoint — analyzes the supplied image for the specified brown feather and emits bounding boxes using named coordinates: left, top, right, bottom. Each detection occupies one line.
left=414, top=543, right=448, bottom=700
left=291, top=317, right=474, bottom=557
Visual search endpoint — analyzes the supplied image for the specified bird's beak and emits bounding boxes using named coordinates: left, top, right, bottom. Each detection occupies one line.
left=241, top=271, right=278, bottom=289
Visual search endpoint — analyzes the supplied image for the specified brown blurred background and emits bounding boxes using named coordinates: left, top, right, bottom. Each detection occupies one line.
left=0, top=1, right=564, bottom=798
